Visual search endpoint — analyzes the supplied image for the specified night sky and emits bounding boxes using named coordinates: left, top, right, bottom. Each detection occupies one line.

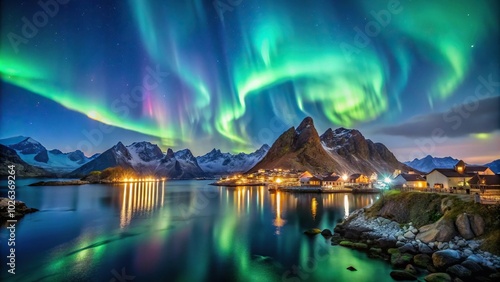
left=1, top=0, right=499, bottom=163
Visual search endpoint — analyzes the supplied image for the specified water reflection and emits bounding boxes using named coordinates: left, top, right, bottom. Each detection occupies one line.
left=344, top=194, right=350, bottom=219
left=273, top=192, right=286, bottom=234
left=311, top=197, right=318, bottom=220
left=118, top=181, right=166, bottom=228
left=0, top=181, right=393, bottom=282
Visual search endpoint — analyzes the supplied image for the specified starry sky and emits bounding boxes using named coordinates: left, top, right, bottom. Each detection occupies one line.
left=1, top=0, right=499, bottom=163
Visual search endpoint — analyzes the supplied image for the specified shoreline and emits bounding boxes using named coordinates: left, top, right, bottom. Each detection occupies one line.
left=330, top=197, right=500, bottom=281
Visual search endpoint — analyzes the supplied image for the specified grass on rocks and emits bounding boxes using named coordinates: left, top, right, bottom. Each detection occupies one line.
left=365, top=190, right=500, bottom=255
left=365, top=190, right=445, bottom=227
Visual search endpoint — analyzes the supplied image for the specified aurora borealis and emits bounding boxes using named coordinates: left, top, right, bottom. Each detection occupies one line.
left=1, top=0, right=499, bottom=162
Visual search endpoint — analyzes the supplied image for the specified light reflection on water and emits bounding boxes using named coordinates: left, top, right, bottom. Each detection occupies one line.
left=119, top=181, right=166, bottom=228
left=0, top=180, right=393, bottom=282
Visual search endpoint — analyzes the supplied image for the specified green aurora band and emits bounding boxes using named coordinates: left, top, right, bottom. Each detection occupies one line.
left=1, top=0, right=497, bottom=151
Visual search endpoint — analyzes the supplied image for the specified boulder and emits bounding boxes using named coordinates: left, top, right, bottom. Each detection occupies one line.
left=404, top=231, right=416, bottom=239
left=388, top=248, right=400, bottom=254
left=391, top=253, right=414, bottom=268
left=377, top=237, right=397, bottom=249
left=437, top=242, right=448, bottom=250
left=414, top=254, right=433, bottom=269
left=419, top=243, right=434, bottom=254
left=416, top=217, right=457, bottom=243
left=369, top=247, right=382, bottom=254
left=339, top=241, right=353, bottom=247
left=352, top=243, right=368, bottom=250
left=321, top=229, right=333, bottom=237
left=343, top=226, right=372, bottom=240
left=461, top=260, right=483, bottom=274
left=390, top=270, right=417, bottom=281
left=455, top=213, right=474, bottom=240
left=432, top=250, right=462, bottom=269
left=304, top=228, right=321, bottom=236
left=424, top=272, right=452, bottom=282
left=446, top=264, right=471, bottom=278
left=466, top=255, right=483, bottom=264
left=468, top=214, right=485, bottom=236
left=399, top=243, right=417, bottom=254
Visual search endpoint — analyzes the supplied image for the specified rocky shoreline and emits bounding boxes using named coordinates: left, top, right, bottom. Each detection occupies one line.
left=330, top=206, right=500, bottom=281
left=0, top=198, right=38, bottom=221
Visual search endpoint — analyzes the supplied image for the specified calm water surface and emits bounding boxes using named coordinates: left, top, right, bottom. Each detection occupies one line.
left=0, top=179, right=395, bottom=281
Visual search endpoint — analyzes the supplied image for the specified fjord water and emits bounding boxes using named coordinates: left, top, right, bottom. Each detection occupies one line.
left=0, top=180, right=394, bottom=281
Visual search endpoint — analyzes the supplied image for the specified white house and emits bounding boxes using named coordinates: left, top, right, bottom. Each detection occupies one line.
left=426, top=160, right=494, bottom=189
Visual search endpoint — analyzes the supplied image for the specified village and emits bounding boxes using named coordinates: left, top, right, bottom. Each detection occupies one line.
left=214, top=160, right=500, bottom=201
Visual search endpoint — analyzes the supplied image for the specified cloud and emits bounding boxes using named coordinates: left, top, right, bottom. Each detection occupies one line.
left=377, top=96, right=500, bottom=137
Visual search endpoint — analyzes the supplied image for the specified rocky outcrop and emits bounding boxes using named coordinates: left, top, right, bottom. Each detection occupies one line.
left=416, top=217, right=457, bottom=243
left=303, top=228, right=321, bottom=236
left=0, top=198, right=38, bottom=220
left=333, top=204, right=500, bottom=281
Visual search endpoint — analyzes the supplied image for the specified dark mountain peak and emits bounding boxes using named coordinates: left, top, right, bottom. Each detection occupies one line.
left=296, top=117, right=314, bottom=133
left=50, top=149, right=63, bottom=155
left=248, top=118, right=340, bottom=174
left=175, top=149, right=196, bottom=162
left=323, top=128, right=334, bottom=137
left=127, top=141, right=163, bottom=162
left=9, top=137, right=46, bottom=155
left=115, top=141, right=126, bottom=150
left=209, top=148, right=222, bottom=155
left=165, top=148, right=175, bottom=159
left=258, top=144, right=270, bottom=151
left=67, top=150, right=86, bottom=163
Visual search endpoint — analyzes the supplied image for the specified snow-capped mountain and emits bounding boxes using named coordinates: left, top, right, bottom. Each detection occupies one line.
left=69, top=141, right=206, bottom=179
left=320, top=127, right=407, bottom=174
left=0, top=144, right=47, bottom=177
left=196, top=144, right=270, bottom=175
left=0, top=136, right=97, bottom=173
left=404, top=155, right=459, bottom=173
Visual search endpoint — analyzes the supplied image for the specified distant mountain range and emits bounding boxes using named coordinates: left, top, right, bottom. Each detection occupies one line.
left=2, top=119, right=498, bottom=178
left=196, top=145, right=270, bottom=175
left=404, top=155, right=500, bottom=174
left=248, top=117, right=411, bottom=175
left=0, top=136, right=97, bottom=175
left=0, top=137, right=269, bottom=178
